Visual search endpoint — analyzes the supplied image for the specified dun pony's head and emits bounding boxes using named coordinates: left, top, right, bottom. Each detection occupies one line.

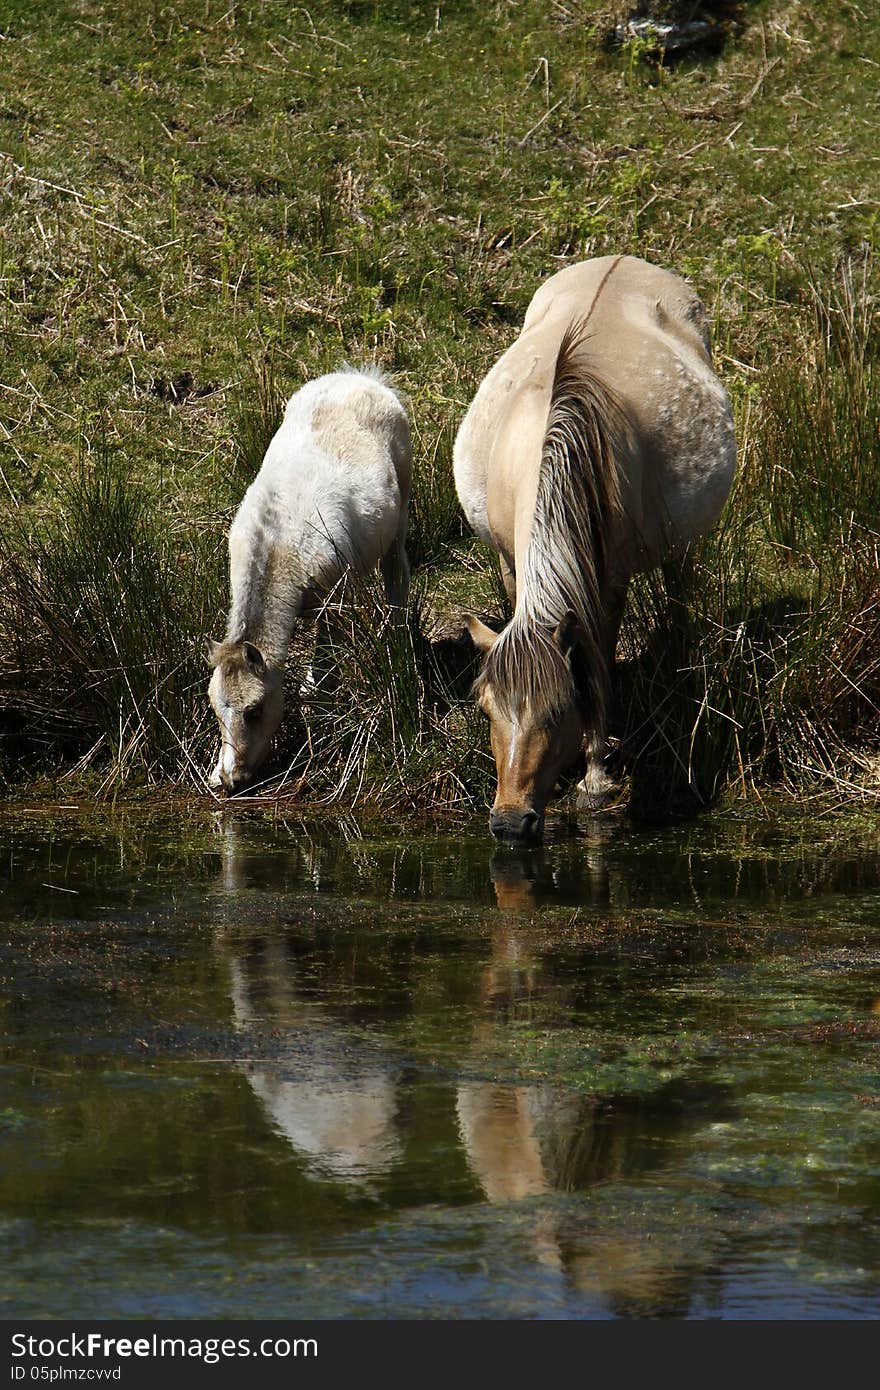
left=467, top=611, right=588, bottom=845
left=207, top=639, right=285, bottom=793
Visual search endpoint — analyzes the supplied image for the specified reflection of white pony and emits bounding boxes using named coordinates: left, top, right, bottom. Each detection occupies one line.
left=213, top=822, right=402, bottom=1184
left=226, top=940, right=402, bottom=1185
left=208, top=368, right=411, bottom=794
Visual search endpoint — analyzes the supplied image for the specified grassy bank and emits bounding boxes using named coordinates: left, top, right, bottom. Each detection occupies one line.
left=1, top=1, right=878, bottom=814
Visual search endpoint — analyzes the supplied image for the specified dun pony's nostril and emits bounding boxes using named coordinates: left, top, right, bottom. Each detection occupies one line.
left=490, top=808, right=542, bottom=843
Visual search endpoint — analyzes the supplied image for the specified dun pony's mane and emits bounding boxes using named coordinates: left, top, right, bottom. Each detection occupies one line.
left=478, top=319, right=624, bottom=728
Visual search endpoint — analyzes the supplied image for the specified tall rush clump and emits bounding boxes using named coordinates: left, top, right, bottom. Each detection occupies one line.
left=618, top=261, right=880, bottom=815
left=290, top=573, right=493, bottom=812
left=0, top=435, right=225, bottom=785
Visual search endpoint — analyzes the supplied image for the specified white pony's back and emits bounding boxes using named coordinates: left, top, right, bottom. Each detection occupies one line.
left=231, top=368, right=411, bottom=594
left=221, top=368, right=410, bottom=670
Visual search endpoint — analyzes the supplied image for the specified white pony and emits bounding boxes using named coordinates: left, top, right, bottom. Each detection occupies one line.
left=208, top=367, right=411, bottom=793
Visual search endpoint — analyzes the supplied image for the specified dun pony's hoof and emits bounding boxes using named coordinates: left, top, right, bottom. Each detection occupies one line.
left=576, top=762, right=619, bottom=812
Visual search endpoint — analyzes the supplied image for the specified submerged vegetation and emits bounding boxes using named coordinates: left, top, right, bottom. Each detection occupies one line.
left=0, top=1, right=878, bottom=814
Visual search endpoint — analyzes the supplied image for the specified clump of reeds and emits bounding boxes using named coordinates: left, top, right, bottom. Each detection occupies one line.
left=259, top=571, right=491, bottom=813
left=616, top=259, right=880, bottom=816
left=0, top=434, right=226, bottom=788
left=617, top=526, right=789, bottom=821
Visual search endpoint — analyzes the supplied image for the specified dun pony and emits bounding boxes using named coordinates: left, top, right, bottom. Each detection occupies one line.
left=454, top=255, right=736, bottom=842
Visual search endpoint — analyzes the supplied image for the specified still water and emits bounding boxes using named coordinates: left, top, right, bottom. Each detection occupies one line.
left=1, top=803, right=878, bottom=1319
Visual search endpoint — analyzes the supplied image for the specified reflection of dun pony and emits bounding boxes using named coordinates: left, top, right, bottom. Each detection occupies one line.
left=208, top=369, right=411, bottom=793
left=454, top=255, right=736, bottom=843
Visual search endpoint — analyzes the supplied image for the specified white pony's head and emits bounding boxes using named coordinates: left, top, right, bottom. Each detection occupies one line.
left=207, top=639, right=285, bottom=793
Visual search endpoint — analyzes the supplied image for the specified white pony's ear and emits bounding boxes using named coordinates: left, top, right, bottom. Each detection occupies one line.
left=553, top=610, right=585, bottom=656
left=464, top=615, right=499, bottom=655
left=205, top=638, right=223, bottom=668
left=243, top=641, right=266, bottom=675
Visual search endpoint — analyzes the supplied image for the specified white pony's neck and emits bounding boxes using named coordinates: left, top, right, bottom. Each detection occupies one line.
left=226, top=533, right=303, bottom=667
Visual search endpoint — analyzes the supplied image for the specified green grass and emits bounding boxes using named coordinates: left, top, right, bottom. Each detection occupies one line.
left=1, top=1, right=878, bottom=811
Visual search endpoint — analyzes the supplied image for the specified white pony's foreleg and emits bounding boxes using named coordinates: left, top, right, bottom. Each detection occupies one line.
left=380, top=517, right=410, bottom=611
left=299, top=590, right=341, bottom=700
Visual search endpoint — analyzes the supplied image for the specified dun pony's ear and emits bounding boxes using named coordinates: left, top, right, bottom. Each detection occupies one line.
left=205, top=638, right=223, bottom=668
left=553, top=610, right=586, bottom=657
left=242, top=641, right=266, bottom=675
left=464, top=614, right=499, bottom=655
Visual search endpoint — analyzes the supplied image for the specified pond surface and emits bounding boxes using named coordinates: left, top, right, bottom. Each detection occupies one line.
left=1, top=801, right=879, bottom=1319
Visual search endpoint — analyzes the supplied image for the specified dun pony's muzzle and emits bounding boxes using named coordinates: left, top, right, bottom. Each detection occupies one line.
left=489, top=806, right=543, bottom=845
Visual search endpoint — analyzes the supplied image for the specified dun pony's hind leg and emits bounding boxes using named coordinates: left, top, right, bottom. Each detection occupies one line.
left=576, top=579, right=629, bottom=812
